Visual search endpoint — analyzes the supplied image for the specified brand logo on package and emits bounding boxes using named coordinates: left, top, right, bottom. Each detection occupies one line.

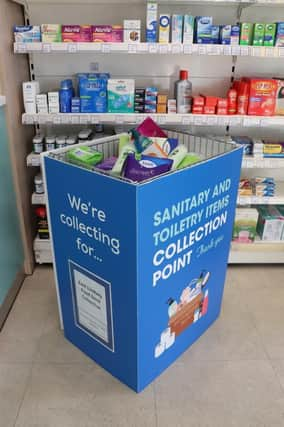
left=69, top=260, right=115, bottom=352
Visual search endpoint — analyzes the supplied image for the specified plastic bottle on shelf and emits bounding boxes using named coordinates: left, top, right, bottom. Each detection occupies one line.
left=59, top=79, right=74, bottom=113
left=174, top=70, right=192, bottom=114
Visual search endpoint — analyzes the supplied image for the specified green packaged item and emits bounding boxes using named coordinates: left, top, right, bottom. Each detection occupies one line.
left=177, top=153, right=201, bottom=169
left=119, top=133, right=131, bottom=154
left=264, top=23, right=276, bottom=46
left=67, top=146, right=103, bottom=169
left=240, top=23, right=253, bottom=46
left=253, top=23, right=265, bottom=46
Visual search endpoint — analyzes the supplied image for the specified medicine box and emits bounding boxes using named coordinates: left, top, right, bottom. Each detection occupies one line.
left=211, top=26, right=220, bottom=44
left=43, top=131, right=242, bottom=392
left=232, top=208, right=259, bottom=243
left=36, top=94, right=48, bottom=114
left=248, top=79, right=277, bottom=116
left=14, top=25, right=41, bottom=43
left=195, top=16, right=213, bottom=44
left=171, top=15, right=183, bottom=44
left=276, top=22, right=284, bottom=47
left=231, top=25, right=240, bottom=46
left=183, top=15, right=194, bottom=44
left=41, top=24, right=62, bottom=43
left=79, top=77, right=108, bottom=113
left=275, top=79, right=284, bottom=115
left=159, top=15, right=170, bottom=43
left=253, top=23, right=265, bottom=46
left=220, top=25, right=231, bottom=45
left=23, top=81, right=40, bottom=114
left=48, top=92, right=60, bottom=113
left=240, top=23, right=253, bottom=46
left=124, top=20, right=141, bottom=43
left=264, top=23, right=276, bottom=46
left=146, top=2, right=158, bottom=43
left=107, top=79, right=135, bottom=113
left=257, top=205, right=284, bottom=241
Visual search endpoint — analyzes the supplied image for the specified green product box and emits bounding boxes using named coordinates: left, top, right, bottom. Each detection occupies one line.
left=240, top=23, right=253, bottom=46
left=264, top=23, right=277, bottom=46
left=256, top=205, right=284, bottom=241
left=253, top=23, right=265, bottom=46
left=67, top=147, right=103, bottom=169
left=232, top=208, right=258, bottom=243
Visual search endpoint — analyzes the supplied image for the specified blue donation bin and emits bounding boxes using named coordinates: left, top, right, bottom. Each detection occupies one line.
left=42, top=131, right=242, bottom=392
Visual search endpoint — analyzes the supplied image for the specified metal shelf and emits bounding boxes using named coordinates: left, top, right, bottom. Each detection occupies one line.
left=238, top=182, right=284, bottom=205
left=33, top=237, right=52, bottom=264
left=242, top=156, right=284, bottom=169
left=22, top=112, right=284, bottom=127
left=10, top=0, right=284, bottom=5
left=32, top=192, right=46, bottom=205
left=14, top=42, right=284, bottom=58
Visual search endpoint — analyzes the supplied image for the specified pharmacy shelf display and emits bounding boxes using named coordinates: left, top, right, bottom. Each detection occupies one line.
left=229, top=241, right=284, bottom=263
left=13, top=42, right=284, bottom=58
left=10, top=0, right=284, bottom=5
left=21, top=113, right=284, bottom=127
left=242, top=156, right=284, bottom=169
left=237, top=182, right=284, bottom=205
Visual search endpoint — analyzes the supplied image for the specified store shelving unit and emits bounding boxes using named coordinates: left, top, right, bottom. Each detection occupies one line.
left=12, top=0, right=284, bottom=264
left=31, top=192, right=46, bottom=205
left=34, top=237, right=52, bottom=264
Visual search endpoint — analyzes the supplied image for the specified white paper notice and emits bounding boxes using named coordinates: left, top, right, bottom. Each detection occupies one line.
left=74, top=269, right=108, bottom=342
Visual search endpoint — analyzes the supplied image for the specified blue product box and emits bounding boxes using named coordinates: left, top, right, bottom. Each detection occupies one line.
left=144, top=105, right=157, bottom=113
left=145, top=87, right=158, bottom=97
left=71, top=97, right=81, bottom=114
left=211, top=26, right=220, bottom=44
left=171, top=15, right=183, bottom=43
left=79, top=77, right=107, bottom=113
left=220, top=25, right=231, bottom=45
left=195, top=16, right=213, bottom=44
left=43, top=131, right=242, bottom=392
left=276, top=22, right=284, bottom=47
left=145, top=95, right=157, bottom=103
left=231, top=25, right=240, bottom=45
left=146, top=2, right=158, bottom=42
left=14, top=25, right=41, bottom=43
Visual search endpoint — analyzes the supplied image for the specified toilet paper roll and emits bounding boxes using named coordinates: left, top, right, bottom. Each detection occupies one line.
left=160, top=328, right=171, bottom=345
left=155, top=342, right=165, bottom=358
left=165, top=333, right=175, bottom=350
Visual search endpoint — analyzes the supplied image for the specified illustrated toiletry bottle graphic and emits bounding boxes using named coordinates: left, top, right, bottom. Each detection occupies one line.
left=167, top=298, right=178, bottom=318
left=201, top=290, right=209, bottom=316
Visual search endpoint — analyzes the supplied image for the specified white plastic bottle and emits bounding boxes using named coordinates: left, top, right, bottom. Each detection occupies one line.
left=174, top=70, right=192, bottom=114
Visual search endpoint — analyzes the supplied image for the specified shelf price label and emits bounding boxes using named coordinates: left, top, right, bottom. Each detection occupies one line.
left=53, top=116, right=61, bottom=124
left=172, top=44, right=182, bottom=54
left=279, top=48, right=284, bottom=57
left=159, top=44, right=168, bottom=54
left=71, top=116, right=79, bottom=124
left=16, top=43, right=27, bottom=53
left=149, top=44, right=158, bottom=53
left=128, top=44, right=137, bottom=54
left=42, top=43, right=51, bottom=53
left=157, top=115, right=166, bottom=125
left=115, top=115, right=124, bottom=124
left=61, top=115, right=71, bottom=124
left=91, top=116, right=100, bottom=124
left=223, top=46, right=232, bottom=56
left=102, top=44, right=111, bottom=53
left=183, top=44, right=193, bottom=54
left=80, top=115, right=89, bottom=124
left=240, top=46, right=249, bottom=56
left=68, top=44, right=77, bottom=53
left=231, top=46, right=241, bottom=56
left=243, top=117, right=260, bottom=127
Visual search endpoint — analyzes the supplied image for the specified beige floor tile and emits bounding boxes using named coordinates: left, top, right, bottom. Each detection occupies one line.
left=251, top=311, right=284, bottom=360
left=34, top=311, right=93, bottom=364
left=0, top=336, right=39, bottom=364
left=155, top=360, right=284, bottom=427
left=15, top=363, right=156, bottom=427
left=22, top=266, right=55, bottom=291
left=0, top=364, right=32, bottom=427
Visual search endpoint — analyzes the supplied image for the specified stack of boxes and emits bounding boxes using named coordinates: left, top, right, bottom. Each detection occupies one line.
left=157, top=94, right=168, bottom=113
left=134, top=88, right=145, bottom=113
left=145, top=87, right=158, bottom=113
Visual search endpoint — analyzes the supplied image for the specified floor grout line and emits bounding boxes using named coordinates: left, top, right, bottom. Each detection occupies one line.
left=153, top=381, right=159, bottom=427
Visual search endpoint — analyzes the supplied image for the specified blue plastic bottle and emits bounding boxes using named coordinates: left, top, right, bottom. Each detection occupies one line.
left=59, top=79, right=73, bottom=113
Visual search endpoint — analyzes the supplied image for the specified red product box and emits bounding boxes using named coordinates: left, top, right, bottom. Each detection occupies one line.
left=204, top=106, right=216, bottom=114
left=192, top=106, right=204, bottom=114
left=217, top=98, right=228, bottom=108
left=205, top=96, right=218, bottom=107
left=248, top=79, right=277, bottom=116
left=193, top=96, right=205, bottom=106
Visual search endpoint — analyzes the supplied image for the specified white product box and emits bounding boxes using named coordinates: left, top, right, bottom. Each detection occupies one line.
left=183, top=15, right=194, bottom=44
left=146, top=2, right=158, bottom=43
left=159, top=15, right=170, bottom=43
left=48, top=92, right=60, bottom=113
left=36, top=94, right=48, bottom=113
left=23, top=81, right=40, bottom=114
left=171, top=15, right=183, bottom=44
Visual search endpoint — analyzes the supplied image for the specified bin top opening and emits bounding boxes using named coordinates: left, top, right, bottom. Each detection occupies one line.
left=43, top=130, right=239, bottom=186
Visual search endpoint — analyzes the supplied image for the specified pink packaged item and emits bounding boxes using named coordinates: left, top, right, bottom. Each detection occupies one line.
left=92, top=25, right=113, bottom=42
left=136, top=117, right=167, bottom=138
left=62, top=25, right=92, bottom=42
left=112, top=25, right=123, bottom=42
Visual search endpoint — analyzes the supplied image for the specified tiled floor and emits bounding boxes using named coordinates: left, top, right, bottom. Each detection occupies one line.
left=1, top=266, right=284, bottom=427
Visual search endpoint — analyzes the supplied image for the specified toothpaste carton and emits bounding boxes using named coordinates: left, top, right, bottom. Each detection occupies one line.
left=146, top=2, right=158, bottom=43
left=276, top=22, right=284, bottom=47
left=231, top=25, right=240, bottom=45
left=159, top=15, right=170, bottom=43
left=264, top=23, right=276, bottom=46
left=253, top=23, right=265, bottom=46
left=79, top=76, right=107, bottom=113
left=171, top=15, right=183, bottom=43
left=14, top=25, right=41, bottom=43
left=211, top=26, right=220, bottom=44
left=41, top=24, right=62, bottom=43
left=220, top=25, right=231, bottom=45
left=107, top=79, right=135, bottom=113
left=183, top=15, right=194, bottom=44
left=195, top=16, right=213, bottom=44
left=240, top=23, right=253, bottom=46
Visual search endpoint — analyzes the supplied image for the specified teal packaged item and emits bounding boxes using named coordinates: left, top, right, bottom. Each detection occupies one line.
left=67, top=147, right=103, bottom=169
left=168, top=144, right=188, bottom=169
left=130, top=129, right=152, bottom=153
left=276, top=22, right=284, bottom=47
left=79, top=76, right=107, bottom=113
left=107, top=79, right=135, bottom=113
left=195, top=16, right=213, bottom=44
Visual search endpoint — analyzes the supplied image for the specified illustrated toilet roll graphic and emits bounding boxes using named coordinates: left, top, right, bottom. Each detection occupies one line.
left=167, top=298, right=178, bottom=317
left=165, top=332, right=175, bottom=350
left=160, top=327, right=171, bottom=345
left=155, top=342, right=165, bottom=358
left=199, top=270, right=210, bottom=287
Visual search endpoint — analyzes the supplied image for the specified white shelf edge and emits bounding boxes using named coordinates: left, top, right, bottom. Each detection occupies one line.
left=242, top=156, right=284, bottom=169
left=229, top=241, right=284, bottom=263
left=238, top=182, right=284, bottom=205
left=10, top=0, right=284, bottom=5
left=21, top=112, right=284, bottom=127
left=13, top=42, right=284, bottom=58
